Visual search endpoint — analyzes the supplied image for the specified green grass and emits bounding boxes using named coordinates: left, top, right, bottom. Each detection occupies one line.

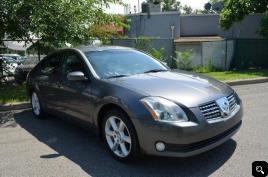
left=198, top=69, right=268, bottom=81
left=0, top=84, right=28, bottom=105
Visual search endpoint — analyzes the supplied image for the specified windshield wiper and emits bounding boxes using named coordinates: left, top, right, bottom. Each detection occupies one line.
left=107, top=74, right=129, bottom=79
left=143, top=69, right=168, bottom=73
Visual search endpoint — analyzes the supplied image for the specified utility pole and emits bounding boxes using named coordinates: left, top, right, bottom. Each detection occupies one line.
left=137, top=0, right=140, bottom=12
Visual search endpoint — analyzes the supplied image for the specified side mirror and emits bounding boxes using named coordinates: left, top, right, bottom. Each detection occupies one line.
left=67, top=71, right=88, bottom=81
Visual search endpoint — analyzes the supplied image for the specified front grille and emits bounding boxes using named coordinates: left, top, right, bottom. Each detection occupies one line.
left=199, top=93, right=238, bottom=120
left=199, top=101, right=221, bottom=120
left=227, top=94, right=238, bottom=112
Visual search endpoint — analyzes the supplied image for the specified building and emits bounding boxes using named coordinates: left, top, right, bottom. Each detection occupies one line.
left=115, top=12, right=264, bottom=69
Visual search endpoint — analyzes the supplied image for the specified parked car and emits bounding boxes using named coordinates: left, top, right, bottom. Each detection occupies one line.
left=1, top=56, right=18, bottom=76
left=26, top=46, right=243, bottom=162
left=0, top=54, right=25, bottom=64
left=15, top=58, right=39, bottom=84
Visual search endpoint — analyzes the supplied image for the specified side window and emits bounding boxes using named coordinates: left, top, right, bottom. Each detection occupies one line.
left=61, top=52, right=87, bottom=77
left=40, top=55, right=60, bottom=75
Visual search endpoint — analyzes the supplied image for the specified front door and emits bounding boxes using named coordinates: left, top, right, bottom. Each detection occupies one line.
left=57, top=51, right=93, bottom=121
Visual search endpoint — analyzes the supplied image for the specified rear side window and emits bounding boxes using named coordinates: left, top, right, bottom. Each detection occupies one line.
left=40, top=55, right=60, bottom=75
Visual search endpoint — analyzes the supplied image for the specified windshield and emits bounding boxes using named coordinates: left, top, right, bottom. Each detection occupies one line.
left=84, top=49, right=168, bottom=79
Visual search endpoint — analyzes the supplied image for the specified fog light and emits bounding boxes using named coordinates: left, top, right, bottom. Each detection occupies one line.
left=155, top=142, right=165, bottom=152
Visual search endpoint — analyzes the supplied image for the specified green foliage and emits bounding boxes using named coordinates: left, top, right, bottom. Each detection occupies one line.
left=135, top=36, right=153, bottom=51
left=260, top=13, right=268, bottom=38
left=0, top=0, right=122, bottom=47
left=220, top=0, right=268, bottom=31
left=200, top=69, right=268, bottom=81
left=149, top=47, right=165, bottom=61
left=193, top=67, right=212, bottom=73
left=89, top=15, right=128, bottom=45
left=175, top=50, right=192, bottom=70
left=208, top=57, right=216, bottom=71
left=161, top=0, right=182, bottom=12
left=182, top=5, right=193, bottom=14
left=0, top=84, right=28, bottom=104
left=134, top=36, right=166, bottom=63
left=193, top=58, right=216, bottom=73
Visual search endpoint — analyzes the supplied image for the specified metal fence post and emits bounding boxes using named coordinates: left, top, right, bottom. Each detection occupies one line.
left=225, top=39, right=228, bottom=71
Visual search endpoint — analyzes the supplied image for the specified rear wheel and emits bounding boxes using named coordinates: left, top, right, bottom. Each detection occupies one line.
left=102, top=109, right=140, bottom=162
left=31, top=91, right=45, bottom=119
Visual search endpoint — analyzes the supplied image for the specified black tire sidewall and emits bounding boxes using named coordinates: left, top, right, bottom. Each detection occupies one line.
left=101, top=109, right=140, bottom=162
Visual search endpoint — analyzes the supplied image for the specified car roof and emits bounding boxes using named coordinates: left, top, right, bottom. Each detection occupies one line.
left=78, top=46, right=134, bottom=53
left=44, top=46, right=135, bottom=59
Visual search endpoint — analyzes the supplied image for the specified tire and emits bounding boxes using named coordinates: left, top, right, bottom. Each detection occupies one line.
left=102, top=109, right=140, bottom=162
left=30, top=91, right=46, bottom=119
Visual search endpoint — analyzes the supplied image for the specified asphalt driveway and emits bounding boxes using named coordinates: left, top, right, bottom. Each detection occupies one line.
left=0, top=83, right=268, bottom=177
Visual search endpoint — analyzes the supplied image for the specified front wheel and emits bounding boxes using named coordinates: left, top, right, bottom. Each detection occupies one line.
left=31, top=91, right=45, bottom=119
left=102, top=109, right=140, bottom=162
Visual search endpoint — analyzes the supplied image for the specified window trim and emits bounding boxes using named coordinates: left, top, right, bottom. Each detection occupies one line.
left=38, top=53, right=61, bottom=76
left=60, top=50, right=91, bottom=80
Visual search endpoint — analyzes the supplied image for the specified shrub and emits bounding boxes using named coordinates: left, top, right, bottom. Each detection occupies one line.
left=149, top=47, right=165, bottom=61
left=175, top=50, right=192, bottom=70
left=193, top=58, right=217, bottom=73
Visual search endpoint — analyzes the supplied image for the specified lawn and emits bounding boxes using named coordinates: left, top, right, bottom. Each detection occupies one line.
left=0, top=84, right=28, bottom=105
left=199, top=69, right=268, bottom=81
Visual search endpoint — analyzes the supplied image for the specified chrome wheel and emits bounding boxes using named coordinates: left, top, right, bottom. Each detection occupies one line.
left=31, top=92, right=40, bottom=116
left=105, top=116, right=132, bottom=158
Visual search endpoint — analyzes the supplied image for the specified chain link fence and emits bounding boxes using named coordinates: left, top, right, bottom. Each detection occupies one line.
left=231, top=39, right=268, bottom=69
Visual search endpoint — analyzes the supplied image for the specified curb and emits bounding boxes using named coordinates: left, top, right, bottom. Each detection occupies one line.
left=0, top=102, right=31, bottom=112
left=226, top=77, right=268, bottom=86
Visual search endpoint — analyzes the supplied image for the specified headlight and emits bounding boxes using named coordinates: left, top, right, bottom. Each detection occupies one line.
left=141, top=97, right=188, bottom=122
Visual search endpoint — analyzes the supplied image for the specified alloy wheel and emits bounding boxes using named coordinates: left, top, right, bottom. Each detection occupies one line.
left=105, top=116, right=132, bottom=158
left=31, top=92, right=41, bottom=116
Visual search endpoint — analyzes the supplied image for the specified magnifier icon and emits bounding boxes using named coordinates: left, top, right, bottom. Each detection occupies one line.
left=256, top=166, right=265, bottom=175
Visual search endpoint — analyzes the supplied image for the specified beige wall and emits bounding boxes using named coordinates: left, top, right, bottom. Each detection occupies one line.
left=175, top=40, right=235, bottom=70
left=175, top=43, right=202, bottom=67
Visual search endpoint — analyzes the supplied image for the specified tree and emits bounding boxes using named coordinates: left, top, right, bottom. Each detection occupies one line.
left=88, top=15, right=129, bottom=44
left=202, top=0, right=223, bottom=14
left=182, top=5, right=193, bottom=14
left=0, top=0, right=122, bottom=47
left=220, top=0, right=268, bottom=31
left=161, top=0, right=182, bottom=12
left=204, top=3, right=212, bottom=12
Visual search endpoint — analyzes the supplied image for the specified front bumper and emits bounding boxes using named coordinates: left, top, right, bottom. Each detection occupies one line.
left=132, top=104, right=243, bottom=157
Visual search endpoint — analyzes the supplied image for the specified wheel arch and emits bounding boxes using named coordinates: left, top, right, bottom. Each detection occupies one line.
left=96, top=103, right=138, bottom=141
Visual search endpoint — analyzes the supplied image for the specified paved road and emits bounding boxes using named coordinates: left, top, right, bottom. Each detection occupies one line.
left=0, top=83, right=268, bottom=177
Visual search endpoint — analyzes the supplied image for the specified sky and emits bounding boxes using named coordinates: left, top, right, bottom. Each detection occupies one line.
left=107, top=0, right=209, bottom=14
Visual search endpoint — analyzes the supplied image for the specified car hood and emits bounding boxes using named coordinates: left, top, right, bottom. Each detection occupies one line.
left=107, top=70, right=233, bottom=107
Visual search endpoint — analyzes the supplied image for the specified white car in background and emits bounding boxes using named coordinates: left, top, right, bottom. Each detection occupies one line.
left=0, top=54, right=24, bottom=64
left=1, top=56, right=18, bottom=76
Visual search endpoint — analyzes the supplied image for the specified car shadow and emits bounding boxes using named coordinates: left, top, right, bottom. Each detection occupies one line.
left=13, top=110, right=237, bottom=177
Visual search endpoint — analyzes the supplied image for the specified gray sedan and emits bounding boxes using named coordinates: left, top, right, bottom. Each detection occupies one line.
left=26, top=46, right=243, bottom=162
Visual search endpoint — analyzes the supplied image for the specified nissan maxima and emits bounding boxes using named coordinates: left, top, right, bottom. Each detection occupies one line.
left=26, top=46, right=243, bottom=161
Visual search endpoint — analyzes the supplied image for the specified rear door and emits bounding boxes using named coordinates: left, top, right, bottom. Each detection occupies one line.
left=35, top=53, right=61, bottom=110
